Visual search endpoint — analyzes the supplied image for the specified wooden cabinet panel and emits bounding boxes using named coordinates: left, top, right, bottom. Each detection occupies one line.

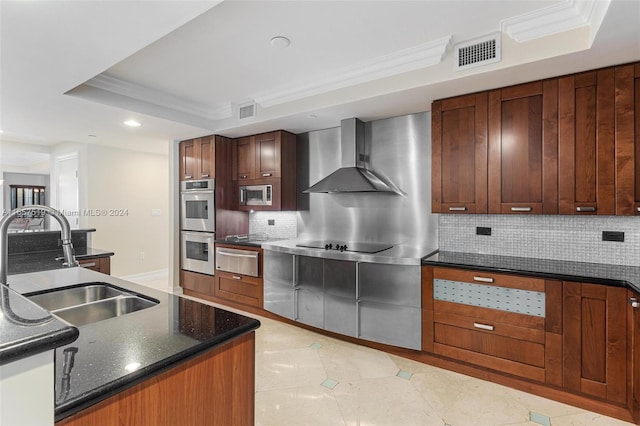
left=215, top=271, right=263, bottom=308
left=563, top=282, right=627, bottom=404
left=630, top=290, right=640, bottom=422
left=180, top=269, right=215, bottom=296
left=615, top=63, right=640, bottom=215
left=180, top=137, right=215, bottom=181
left=78, top=257, right=111, bottom=275
left=488, top=80, right=558, bottom=214
left=255, top=132, right=280, bottom=178
left=559, top=70, right=615, bottom=215
left=432, top=93, right=488, bottom=213
left=233, top=136, right=255, bottom=181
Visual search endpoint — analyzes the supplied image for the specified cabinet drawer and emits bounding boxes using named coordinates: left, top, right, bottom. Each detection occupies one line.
left=433, top=267, right=545, bottom=292
left=215, top=271, right=262, bottom=308
left=434, top=311, right=545, bottom=343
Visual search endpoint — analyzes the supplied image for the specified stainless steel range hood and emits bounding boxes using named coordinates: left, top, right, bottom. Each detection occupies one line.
left=303, top=118, right=400, bottom=193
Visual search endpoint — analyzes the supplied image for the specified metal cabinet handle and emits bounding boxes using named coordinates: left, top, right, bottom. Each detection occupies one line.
left=474, top=322, right=495, bottom=331
left=576, top=206, right=596, bottom=212
left=217, top=250, right=258, bottom=259
left=262, top=173, right=272, bottom=177
left=473, top=276, right=494, bottom=283
left=511, top=207, right=532, bottom=212
left=636, top=207, right=640, bottom=213
left=240, top=175, right=248, bottom=179
left=448, top=207, right=467, bottom=211
left=184, top=175, right=192, bottom=179
left=80, top=262, right=96, bottom=268
left=630, top=297, right=639, bottom=308
left=232, top=275, right=242, bottom=280
left=201, top=174, right=209, bottom=178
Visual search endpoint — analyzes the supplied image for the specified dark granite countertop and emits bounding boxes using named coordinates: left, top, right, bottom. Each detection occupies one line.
left=423, top=251, right=640, bottom=294
left=6, top=268, right=260, bottom=421
left=8, top=248, right=115, bottom=275
left=0, top=284, right=79, bottom=365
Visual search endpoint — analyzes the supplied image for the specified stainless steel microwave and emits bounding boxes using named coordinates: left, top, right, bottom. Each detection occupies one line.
left=239, top=184, right=272, bottom=206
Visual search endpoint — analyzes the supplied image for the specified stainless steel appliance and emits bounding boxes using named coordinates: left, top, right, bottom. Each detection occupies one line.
left=181, top=231, right=215, bottom=275
left=239, top=184, right=272, bottom=207
left=215, top=246, right=259, bottom=277
left=180, top=179, right=215, bottom=232
left=295, top=240, right=392, bottom=254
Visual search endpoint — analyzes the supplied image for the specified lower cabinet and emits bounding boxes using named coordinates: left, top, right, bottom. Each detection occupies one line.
left=215, top=271, right=263, bottom=308
left=423, top=265, right=636, bottom=418
left=78, top=256, right=111, bottom=275
left=263, top=249, right=422, bottom=350
left=563, top=281, right=627, bottom=404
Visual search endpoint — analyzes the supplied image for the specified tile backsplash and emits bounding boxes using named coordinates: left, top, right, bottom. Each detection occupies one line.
left=249, top=211, right=297, bottom=239
left=439, top=214, right=640, bottom=266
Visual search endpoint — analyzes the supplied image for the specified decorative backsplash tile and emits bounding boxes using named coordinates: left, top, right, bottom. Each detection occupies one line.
left=249, top=211, right=298, bottom=239
left=439, top=215, right=640, bottom=266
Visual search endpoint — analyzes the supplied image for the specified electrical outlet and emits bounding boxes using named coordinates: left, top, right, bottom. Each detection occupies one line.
left=139, top=251, right=145, bottom=260
left=602, top=231, right=624, bottom=242
left=268, top=219, right=275, bottom=226
left=476, top=226, right=492, bottom=236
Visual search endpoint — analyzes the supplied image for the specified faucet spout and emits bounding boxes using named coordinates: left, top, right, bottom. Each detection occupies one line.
left=0, top=205, right=79, bottom=285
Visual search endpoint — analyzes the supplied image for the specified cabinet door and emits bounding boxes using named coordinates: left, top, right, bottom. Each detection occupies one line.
left=563, top=282, right=627, bottom=404
left=558, top=70, right=615, bottom=215
left=179, top=139, right=198, bottom=181
left=488, top=81, right=558, bottom=214
left=432, top=93, right=488, bottom=213
left=615, top=63, right=640, bottom=215
left=255, top=132, right=281, bottom=179
left=631, top=290, right=640, bottom=421
left=198, top=136, right=215, bottom=179
left=233, top=136, right=255, bottom=180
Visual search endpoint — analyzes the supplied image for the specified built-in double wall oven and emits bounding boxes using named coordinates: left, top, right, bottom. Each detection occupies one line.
left=180, top=179, right=215, bottom=276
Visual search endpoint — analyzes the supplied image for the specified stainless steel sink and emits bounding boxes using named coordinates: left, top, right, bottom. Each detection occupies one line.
left=26, top=284, right=127, bottom=311
left=25, top=283, right=158, bottom=327
left=52, top=296, right=157, bottom=327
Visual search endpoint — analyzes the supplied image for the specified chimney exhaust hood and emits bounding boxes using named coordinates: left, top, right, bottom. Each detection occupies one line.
left=303, top=118, right=400, bottom=194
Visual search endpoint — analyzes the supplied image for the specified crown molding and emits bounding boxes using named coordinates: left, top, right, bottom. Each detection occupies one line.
left=501, top=0, right=611, bottom=43
left=252, top=35, right=452, bottom=108
left=84, top=74, right=233, bottom=121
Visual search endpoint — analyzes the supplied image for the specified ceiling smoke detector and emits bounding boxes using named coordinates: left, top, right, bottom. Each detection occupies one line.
left=454, top=33, right=501, bottom=72
left=270, top=36, right=290, bottom=49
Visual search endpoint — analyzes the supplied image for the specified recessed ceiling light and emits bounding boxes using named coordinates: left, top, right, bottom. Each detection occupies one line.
left=270, top=36, right=290, bottom=49
left=88, top=134, right=97, bottom=138
left=124, top=120, right=141, bottom=127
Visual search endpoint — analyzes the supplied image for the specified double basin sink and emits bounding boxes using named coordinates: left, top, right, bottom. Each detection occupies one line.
left=25, top=283, right=159, bottom=327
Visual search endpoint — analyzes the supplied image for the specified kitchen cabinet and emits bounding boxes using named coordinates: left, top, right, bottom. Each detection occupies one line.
left=563, top=281, right=627, bottom=405
left=614, top=63, right=640, bottom=215
left=232, top=130, right=297, bottom=211
left=558, top=69, right=615, bottom=215
left=213, top=243, right=263, bottom=308
left=78, top=256, right=111, bottom=275
left=431, top=93, right=488, bottom=213
left=488, top=80, right=559, bottom=214
left=181, top=269, right=215, bottom=297
left=423, top=267, right=563, bottom=384
left=263, top=249, right=421, bottom=350
left=179, top=136, right=215, bottom=181
left=630, top=290, right=640, bottom=422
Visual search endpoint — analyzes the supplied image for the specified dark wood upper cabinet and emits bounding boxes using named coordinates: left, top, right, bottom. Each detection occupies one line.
left=630, top=290, right=640, bottom=422
left=432, top=93, right=488, bottom=214
left=614, top=63, right=640, bottom=215
left=488, top=81, right=558, bottom=214
left=558, top=69, right=615, bottom=215
left=179, top=136, right=215, bottom=181
left=233, top=136, right=256, bottom=181
left=255, top=132, right=281, bottom=179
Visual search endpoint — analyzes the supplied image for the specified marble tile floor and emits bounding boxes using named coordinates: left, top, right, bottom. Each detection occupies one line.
left=132, top=278, right=634, bottom=426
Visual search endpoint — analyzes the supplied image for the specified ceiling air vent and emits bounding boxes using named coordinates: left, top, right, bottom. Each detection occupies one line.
left=454, top=33, right=501, bottom=72
left=238, top=102, right=256, bottom=120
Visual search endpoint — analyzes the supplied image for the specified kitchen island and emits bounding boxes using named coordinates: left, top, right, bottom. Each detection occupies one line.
left=3, top=267, right=260, bottom=424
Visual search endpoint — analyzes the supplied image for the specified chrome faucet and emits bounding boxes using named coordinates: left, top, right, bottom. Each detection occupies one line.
left=0, top=205, right=79, bottom=285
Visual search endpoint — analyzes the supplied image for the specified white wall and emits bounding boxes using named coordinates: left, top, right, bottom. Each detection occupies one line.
left=85, top=145, right=170, bottom=277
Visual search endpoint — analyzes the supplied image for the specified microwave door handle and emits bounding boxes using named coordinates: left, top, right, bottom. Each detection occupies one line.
left=240, top=188, right=245, bottom=204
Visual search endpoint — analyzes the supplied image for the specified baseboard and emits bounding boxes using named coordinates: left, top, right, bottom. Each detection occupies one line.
left=118, top=269, right=169, bottom=283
